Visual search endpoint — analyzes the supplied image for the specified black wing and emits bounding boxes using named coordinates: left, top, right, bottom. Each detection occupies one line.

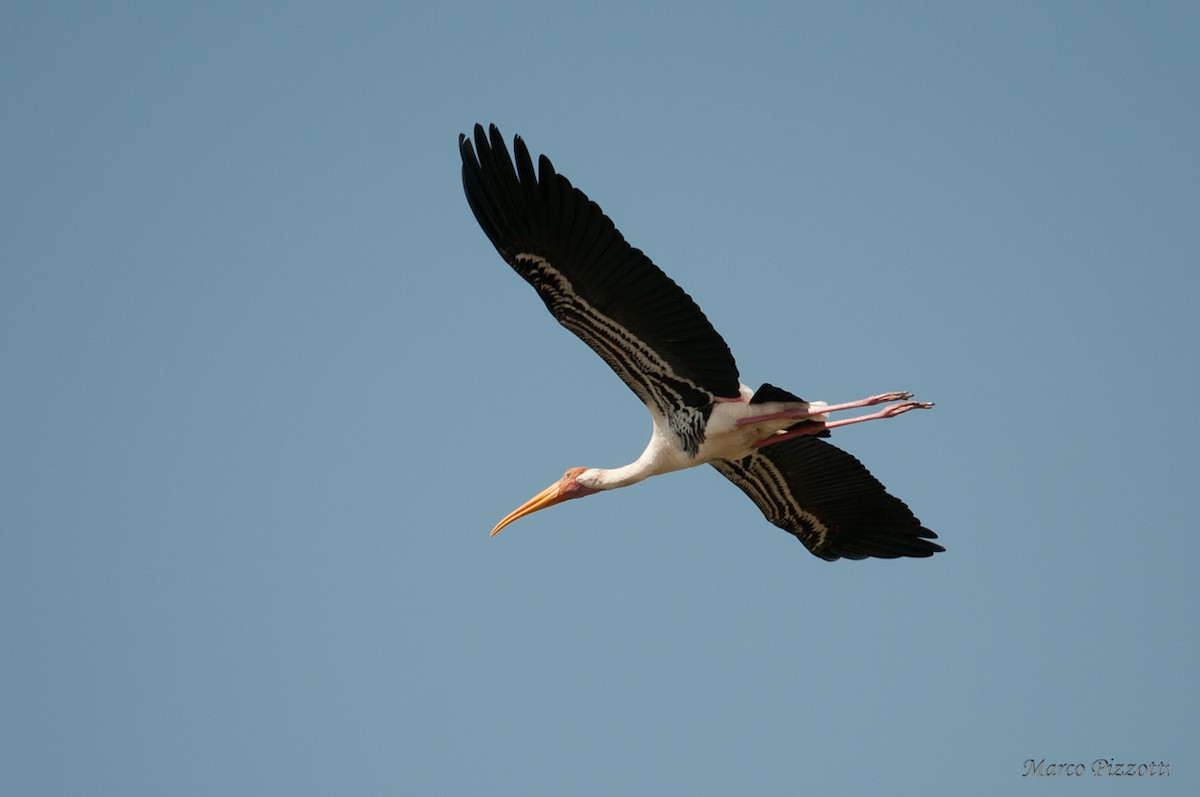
left=711, top=437, right=942, bottom=561
left=460, top=125, right=742, bottom=447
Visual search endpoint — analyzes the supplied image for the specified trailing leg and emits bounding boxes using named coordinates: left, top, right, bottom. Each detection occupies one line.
left=736, top=391, right=917, bottom=427
left=753, top=400, right=934, bottom=449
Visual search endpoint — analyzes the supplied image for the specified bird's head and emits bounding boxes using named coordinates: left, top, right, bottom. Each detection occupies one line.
left=490, top=467, right=601, bottom=537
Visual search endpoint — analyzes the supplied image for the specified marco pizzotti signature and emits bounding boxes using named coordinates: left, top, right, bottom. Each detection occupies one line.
left=1022, top=758, right=1170, bottom=778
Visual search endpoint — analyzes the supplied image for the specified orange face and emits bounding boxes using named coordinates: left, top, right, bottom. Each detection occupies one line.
left=490, top=468, right=598, bottom=536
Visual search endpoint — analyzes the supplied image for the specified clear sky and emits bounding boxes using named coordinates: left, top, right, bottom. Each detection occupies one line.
left=3, top=2, right=1197, bottom=794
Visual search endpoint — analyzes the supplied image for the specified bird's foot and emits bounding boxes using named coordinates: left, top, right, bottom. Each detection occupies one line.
left=876, top=400, right=934, bottom=418
left=752, top=398, right=934, bottom=449
left=737, top=390, right=920, bottom=426
left=863, top=391, right=914, bottom=405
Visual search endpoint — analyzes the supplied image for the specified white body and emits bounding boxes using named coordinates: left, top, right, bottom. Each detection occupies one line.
left=578, top=384, right=830, bottom=491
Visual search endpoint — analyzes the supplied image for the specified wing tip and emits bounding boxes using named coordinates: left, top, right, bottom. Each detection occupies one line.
left=458, top=123, right=744, bottom=401
left=815, top=525, right=945, bottom=561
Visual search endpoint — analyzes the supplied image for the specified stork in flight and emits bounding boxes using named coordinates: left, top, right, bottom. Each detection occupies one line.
left=460, top=124, right=942, bottom=561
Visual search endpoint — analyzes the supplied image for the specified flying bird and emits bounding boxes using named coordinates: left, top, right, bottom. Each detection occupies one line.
left=460, top=124, right=941, bottom=561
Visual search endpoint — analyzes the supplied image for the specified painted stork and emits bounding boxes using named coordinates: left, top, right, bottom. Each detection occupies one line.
left=460, top=124, right=942, bottom=560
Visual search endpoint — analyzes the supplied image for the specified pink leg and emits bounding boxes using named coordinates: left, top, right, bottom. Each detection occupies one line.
left=736, top=391, right=915, bottom=427
left=753, top=401, right=934, bottom=449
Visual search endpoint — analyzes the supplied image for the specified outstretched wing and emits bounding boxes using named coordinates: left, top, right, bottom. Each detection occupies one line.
left=711, top=437, right=942, bottom=561
left=460, top=124, right=741, bottom=453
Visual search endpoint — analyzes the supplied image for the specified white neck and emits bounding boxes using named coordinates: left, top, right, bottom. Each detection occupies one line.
left=577, top=429, right=687, bottom=491
left=579, top=462, right=653, bottom=491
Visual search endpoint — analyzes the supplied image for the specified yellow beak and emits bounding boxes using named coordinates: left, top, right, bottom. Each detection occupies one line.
left=490, top=478, right=570, bottom=537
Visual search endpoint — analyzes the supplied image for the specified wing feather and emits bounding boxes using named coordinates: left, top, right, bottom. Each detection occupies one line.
left=711, top=437, right=942, bottom=561
left=460, top=125, right=742, bottom=420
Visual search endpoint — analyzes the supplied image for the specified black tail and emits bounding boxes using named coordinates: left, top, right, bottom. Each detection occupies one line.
left=749, top=382, right=808, bottom=404
left=749, top=383, right=831, bottom=438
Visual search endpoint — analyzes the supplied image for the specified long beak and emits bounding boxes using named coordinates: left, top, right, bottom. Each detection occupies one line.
left=490, top=478, right=570, bottom=537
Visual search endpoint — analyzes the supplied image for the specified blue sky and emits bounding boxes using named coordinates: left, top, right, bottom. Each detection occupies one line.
left=3, top=2, right=1197, bottom=794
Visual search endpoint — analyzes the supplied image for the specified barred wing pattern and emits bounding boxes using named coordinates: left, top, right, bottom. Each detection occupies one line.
left=711, top=437, right=942, bottom=560
left=460, top=124, right=741, bottom=455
